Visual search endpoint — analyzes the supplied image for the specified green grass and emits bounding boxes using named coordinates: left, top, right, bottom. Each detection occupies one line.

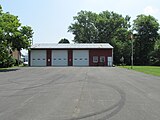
left=0, top=64, right=25, bottom=71
left=0, top=68, right=7, bottom=70
left=0, top=67, right=12, bottom=71
left=120, top=66, right=160, bottom=76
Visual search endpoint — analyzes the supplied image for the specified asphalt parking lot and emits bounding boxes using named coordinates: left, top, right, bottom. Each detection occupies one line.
left=0, top=67, right=160, bottom=120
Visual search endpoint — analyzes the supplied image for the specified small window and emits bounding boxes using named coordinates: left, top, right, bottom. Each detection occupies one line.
left=58, top=58, right=61, bottom=60
left=37, top=58, right=40, bottom=60
left=32, top=59, right=35, bottom=60
left=85, top=58, right=87, bottom=60
left=80, top=58, right=82, bottom=60
left=74, top=58, right=77, bottom=60
left=54, top=58, right=56, bottom=60
left=100, top=56, right=105, bottom=62
left=64, top=58, right=66, bottom=60
left=93, top=56, right=98, bottom=63
left=43, top=58, right=45, bottom=60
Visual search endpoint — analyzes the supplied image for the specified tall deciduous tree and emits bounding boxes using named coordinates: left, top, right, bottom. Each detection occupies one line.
left=68, top=10, right=98, bottom=43
left=12, top=26, right=33, bottom=65
left=12, top=26, right=33, bottom=51
left=68, top=10, right=131, bottom=64
left=133, top=15, right=159, bottom=65
left=149, top=39, right=160, bottom=65
left=0, top=5, right=33, bottom=67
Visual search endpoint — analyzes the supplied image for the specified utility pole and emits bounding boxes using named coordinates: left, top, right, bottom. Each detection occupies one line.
left=131, top=34, right=134, bottom=69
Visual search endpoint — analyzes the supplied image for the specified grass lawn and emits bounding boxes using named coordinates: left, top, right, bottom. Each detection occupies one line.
left=0, top=68, right=12, bottom=72
left=0, top=68, right=9, bottom=70
left=0, top=68, right=4, bottom=70
left=120, top=66, right=160, bottom=77
left=0, top=67, right=14, bottom=70
left=0, top=65, right=24, bottom=72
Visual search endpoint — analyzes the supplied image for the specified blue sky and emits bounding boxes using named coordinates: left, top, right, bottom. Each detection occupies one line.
left=1, top=0, right=160, bottom=44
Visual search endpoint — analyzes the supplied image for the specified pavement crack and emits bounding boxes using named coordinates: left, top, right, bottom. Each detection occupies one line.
left=72, top=71, right=88, bottom=118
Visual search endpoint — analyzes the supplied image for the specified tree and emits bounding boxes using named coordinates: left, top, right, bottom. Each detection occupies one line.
left=68, top=10, right=99, bottom=43
left=149, top=39, right=160, bottom=65
left=0, top=6, right=11, bottom=66
left=58, top=38, right=70, bottom=43
left=12, top=26, right=33, bottom=65
left=133, top=15, right=160, bottom=65
left=0, top=5, right=33, bottom=67
left=68, top=10, right=131, bottom=64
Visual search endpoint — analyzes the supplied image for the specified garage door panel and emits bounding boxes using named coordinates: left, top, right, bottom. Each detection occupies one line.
left=73, top=50, right=89, bottom=66
left=52, top=50, right=68, bottom=66
left=31, top=50, right=46, bottom=66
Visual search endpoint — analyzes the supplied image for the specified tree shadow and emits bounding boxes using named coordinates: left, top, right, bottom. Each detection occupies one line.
left=0, top=68, right=19, bottom=72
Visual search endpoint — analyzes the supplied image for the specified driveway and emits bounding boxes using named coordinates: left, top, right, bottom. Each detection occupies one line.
left=0, top=67, right=160, bottom=120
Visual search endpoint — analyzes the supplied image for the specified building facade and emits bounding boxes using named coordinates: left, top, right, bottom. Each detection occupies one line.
left=29, top=43, right=113, bottom=67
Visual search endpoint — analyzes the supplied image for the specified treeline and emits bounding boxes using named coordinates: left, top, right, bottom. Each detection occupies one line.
left=68, top=10, right=160, bottom=65
left=0, top=5, right=33, bottom=67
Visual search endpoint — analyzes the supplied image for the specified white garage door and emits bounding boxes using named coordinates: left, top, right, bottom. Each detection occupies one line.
left=52, top=50, right=68, bottom=66
left=73, top=50, right=89, bottom=66
left=31, top=50, right=46, bottom=66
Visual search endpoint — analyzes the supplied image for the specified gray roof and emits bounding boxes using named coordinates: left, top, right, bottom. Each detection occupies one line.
left=31, top=43, right=113, bottom=49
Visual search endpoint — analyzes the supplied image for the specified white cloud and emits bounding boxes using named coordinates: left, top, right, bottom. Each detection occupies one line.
left=143, top=6, right=159, bottom=15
